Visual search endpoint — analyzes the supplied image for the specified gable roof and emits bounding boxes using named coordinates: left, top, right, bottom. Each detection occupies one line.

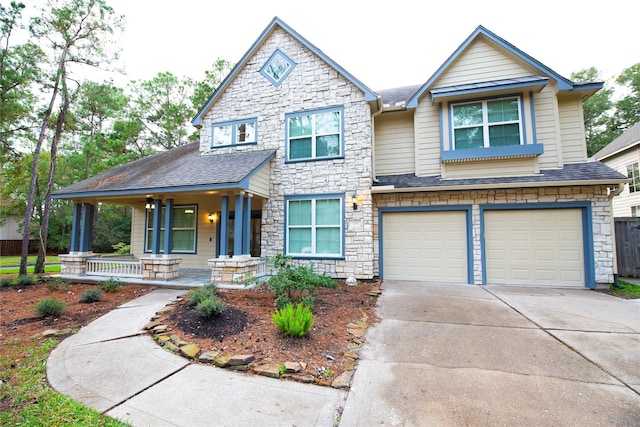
left=593, top=121, right=640, bottom=161
left=52, top=143, right=276, bottom=199
left=192, top=17, right=378, bottom=128
left=406, top=25, right=602, bottom=108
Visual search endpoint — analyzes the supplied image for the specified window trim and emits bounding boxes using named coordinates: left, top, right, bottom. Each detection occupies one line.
left=260, top=49, right=296, bottom=87
left=627, top=162, right=639, bottom=193
left=211, top=118, right=258, bottom=149
left=284, top=193, right=345, bottom=259
left=285, top=106, right=345, bottom=163
left=144, top=204, right=198, bottom=254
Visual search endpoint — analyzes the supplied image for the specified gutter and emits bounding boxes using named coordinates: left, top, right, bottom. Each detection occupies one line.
left=608, top=182, right=625, bottom=288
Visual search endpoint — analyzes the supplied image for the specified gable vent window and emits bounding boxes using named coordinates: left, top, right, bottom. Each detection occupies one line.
left=260, top=49, right=296, bottom=87
left=452, top=97, right=523, bottom=150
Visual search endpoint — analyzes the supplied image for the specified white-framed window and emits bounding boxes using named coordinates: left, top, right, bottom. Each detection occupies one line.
left=212, top=118, right=257, bottom=148
left=286, top=107, right=343, bottom=161
left=260, top=49, right=296, bottom=87
left=145, top=205, right=197, bottom=253
left=631, top=205, right=640, bottom=217
left=451, top=97, right=522, bottom=149
left=285, top=195, right=343, bottom=257
left=627, top=162, right=639, bottom=193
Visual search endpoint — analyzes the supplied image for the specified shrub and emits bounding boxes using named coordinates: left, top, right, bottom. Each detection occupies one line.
left=258, top=254, right=337, bottom=310
left=112, top=242, right=131, bottom=255
left=33, top=298, right=66, bottom=317
left=15, top=275, right=36, bottom=286
left=195, top=297, right=226, bottom=318
left=44, top=276, right=69, bottom=291
left=80, top=288, right=103, bottom=303
left=99, top=277, right=123, bottom=293
left=0, top=277, right=15, bottom=288
left=271, top=303, right=315, bottom=337
left=187, top=283, right=219, bottom=305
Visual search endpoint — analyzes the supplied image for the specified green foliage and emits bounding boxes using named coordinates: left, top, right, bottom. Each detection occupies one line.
left=271, top=303, right=315, bottom=337
left=0, top=277, right=15, bottom=287
left=15, top=274, right=36, bottom=286
left=44, top=276, right=69, bottom=291
left=112, top=241, right=131, bottom=254
left=611, top=280, right=640, bottom=298
left=187, top=283, right=220, bottom=305
left=33, top=297, right=66, bottom=317
left=99, top=277, right=123, bottom=293
left=257, top=254, right=337, bottom=310
left=80, top=288, right=103, bottom=303
left=195, top=297, right=226, bottom=318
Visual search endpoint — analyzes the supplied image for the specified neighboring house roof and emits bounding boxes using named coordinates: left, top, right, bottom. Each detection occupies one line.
left=373, top=162, right=627, bottom=192
left=406, top=25, right=602, bottom=109
left=377, top=85, right=422, bottom=108
left=192, top=16, right=379, bottom=127
left=593, top=122, right=640, bottom=161
left=52, top=143, right=276, bottom=198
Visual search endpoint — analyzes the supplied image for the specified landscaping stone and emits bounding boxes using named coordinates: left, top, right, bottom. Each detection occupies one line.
left=170, top=335, right=188, bottom=346
left=163, top=341, right=180, bottom=353
left=228, top=354, right=255, bottom=366
left=282, top=373, right=315, bottom=384
left=156, top=306, right=174, bottom=315
left=180, top=343, right=200, bottom=359
left=254, top=363, right=282, bottom=378
left=284, top=361, right=302, bottom=373
left=36, top=328, right=72, bottom=338
left=199, top=351, right=220, bottom=362
left=151, top=324, right=169, bottom=333
left=143, top=320, right=162, bottom=330
left=214, top=354, right=232, bottom=368
left=331, top=370, right=353, bottom=389
left=347, top=326, right=366, bottom=338
left=228, top=364, right=250, bottom=371
left=157, top=335, right=171, bottom=344
left=344, top=351, right=359, bottom=360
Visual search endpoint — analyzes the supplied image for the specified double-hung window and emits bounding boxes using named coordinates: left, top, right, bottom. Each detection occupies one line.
left=627, top=162, right=640, bottom=193
left=212, top=118, right=257, bottom=148
left=286, top=107, right=343, bottom=161
left=145, top=205, right=197, bottom=253
left=452, top=97, right=522, bottom=149
left=286, top=195, right=343, bottom=257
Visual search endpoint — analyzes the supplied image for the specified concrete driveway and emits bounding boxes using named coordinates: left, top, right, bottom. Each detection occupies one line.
left=339, top=282, right=640, bottom=426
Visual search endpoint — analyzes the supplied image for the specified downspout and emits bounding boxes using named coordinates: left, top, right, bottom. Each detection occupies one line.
left=608, top=183, right=625, bottom=288
left=371, top=96, right=383, bottom=184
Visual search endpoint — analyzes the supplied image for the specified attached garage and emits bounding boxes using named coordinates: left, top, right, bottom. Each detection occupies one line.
left=483, top=208, right=585, bottom=287
left=382, top=209, right=471, bottom=282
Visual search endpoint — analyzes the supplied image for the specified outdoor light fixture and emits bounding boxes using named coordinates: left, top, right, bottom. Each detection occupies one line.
left=145, top=197, right=154, bottom=209
left=208, top=212, right=217, bottom=223
left=351, top=194, right=358, bottom=211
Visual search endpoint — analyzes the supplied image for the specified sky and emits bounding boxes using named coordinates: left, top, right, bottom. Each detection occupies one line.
left=24, top=0, right=640, bottom=91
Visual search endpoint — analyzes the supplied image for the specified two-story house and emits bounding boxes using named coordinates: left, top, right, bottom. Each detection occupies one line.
left=53, top=17, right=627, bottom=289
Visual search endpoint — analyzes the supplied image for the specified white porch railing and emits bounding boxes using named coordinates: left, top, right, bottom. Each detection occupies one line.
left=255, top=259, right=268, bottom=278
left=86, top=258, right=143, bottom=278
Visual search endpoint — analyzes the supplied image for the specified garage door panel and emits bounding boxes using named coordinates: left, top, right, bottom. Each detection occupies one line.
left=383, top=211, right=467, bottom=282
left=485, top=209, right=584, bottom=287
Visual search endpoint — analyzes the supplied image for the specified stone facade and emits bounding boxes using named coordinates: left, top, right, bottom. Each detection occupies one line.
left=208, top=257, right=265, bottom=284
left=198, top=28, right=375, bottom=279
left=373, top=186, right=615, bottom=286
left=140, top=256, right=182, bottom=281
left=59, top=252, right=99, bottom=276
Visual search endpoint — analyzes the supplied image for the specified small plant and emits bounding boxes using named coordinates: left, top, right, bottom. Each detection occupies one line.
left=271, top=302, right=315, bottom=337
left=80, top=288, right=103, bottom=303
left=15, top=275, right=36, bottom=286
left=187, top=283, right=219, bottom=305
left=99, top=277, right=123, bottom=293
left=0, top=277, right=15, bottom=287
left=44, top=276, right=69, bottom=291
left=324, top=369, right=334, bottom=378
left=279, top=364, right=287, bottom=375
left=195, top=297, right=226, bottom=318
left=112, top=241, right=131, bottom=255
left=33, top=297, right=66, bottom=317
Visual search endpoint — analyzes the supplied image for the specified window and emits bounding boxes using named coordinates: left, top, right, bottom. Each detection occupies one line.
left=260, top=49, right=296, bottom=87
left=212, top=119, right=257, bottom=148
left=286, top=196, right=343, bottom=257
left=631, top=205, right=640, bottom=217
left=286, top=107, right=343, bottom=161
left=452, top=97, right=522, bottom=149
left=627, top=163, right=639, bottom=193
left=145, top=205, right=197, bottom=253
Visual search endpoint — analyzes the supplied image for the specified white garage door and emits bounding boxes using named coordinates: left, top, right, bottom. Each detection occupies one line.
left=383, top=211, right=468, bottom=282
left=484, top=209, right=584, bottom=287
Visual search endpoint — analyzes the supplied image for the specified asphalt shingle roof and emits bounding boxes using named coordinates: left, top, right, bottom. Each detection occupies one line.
left=377, top=85, right=422, bottom=107
left=374, top=162, right=627, bottom=190
left=53, top=143, right=276, bottom=197
left=593, top=122, right=640, bottom=160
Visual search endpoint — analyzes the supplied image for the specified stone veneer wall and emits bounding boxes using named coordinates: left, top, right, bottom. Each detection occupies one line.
left=373, top=186, right=615, bottom=285
left=198, top=27, right=375, bottom=279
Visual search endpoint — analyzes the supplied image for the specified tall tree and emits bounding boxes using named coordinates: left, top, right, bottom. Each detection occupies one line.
left=614, top=63, right=640, bottom=130
left=20, top=0, right=123, bottom=275
left=190, top=58, right=234, bottom=114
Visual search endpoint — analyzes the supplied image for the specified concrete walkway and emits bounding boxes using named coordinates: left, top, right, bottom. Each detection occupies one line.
left=47, top=283, right=640, bottom=426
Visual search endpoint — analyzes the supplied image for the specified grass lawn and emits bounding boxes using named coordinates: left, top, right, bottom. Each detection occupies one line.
left=612, top=279, right=640, bottom=298
left=0, top=255, right=60, bottom=267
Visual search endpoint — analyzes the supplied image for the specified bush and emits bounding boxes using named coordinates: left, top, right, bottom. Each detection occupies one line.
left=99, top=277, right=123, bottom=293
left=80, top=288, right=103, bottom=303
left=15, top=275, right=36, bottom=286
left=0, top=277, right=15, bottom=288
left=195, top=297, right=226, bottom=318
left=271, top=303, right=315, bottom=337
left=44, top=276, right=69, bottom=291
left=112, top=242, right=131, bottom=255
left=258, top=254, right=337, bottom=310
left=187, top=283, right=219, bottom=305
left=33, top=298, right=66, bottom=317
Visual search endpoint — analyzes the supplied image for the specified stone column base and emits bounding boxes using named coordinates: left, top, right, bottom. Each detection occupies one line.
left=208, top=257, right=264, bottom=284
left=140, top=256, right=182, bottom=281
left=59, top=252, right=100, bottom=275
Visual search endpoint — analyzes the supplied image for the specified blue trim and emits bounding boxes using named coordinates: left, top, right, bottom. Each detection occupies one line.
left=259, top=48, right=296, bottom=87
left=438, top=103, right=444, bottom=153
left=441, top=143, right=544, bottom=162
left=284, top=193, right=345, bottom=260
left=479, top=202, right=595, bottom=289
left=519, top=97, right=527, bottom=145
left=285, top=106, right=345, bottom=163
left=79, top=203, right=94, bottom=252
left=219, top=196, right=229, bottom=256
left=378, top=206, right=474, bottom=284
left=406, top=25, right=593, bottom=109
left=151, top=199, right=162, bottom=254
left=70, top=203, right=81, bottom=252
left=163, top=198, right=174, bottom=255
left=144, top=203, right=199, bottom=255
left=529, top=92, right=538, bottom=143
left=234, top=195, right=244, bottom=257
left=242, top=196, right=252, bottom=255
left=430, top=77, right=548, bottom=101
left=210, top=117, right=258, bottom=149
left=192, top=17, right=377, bottom=127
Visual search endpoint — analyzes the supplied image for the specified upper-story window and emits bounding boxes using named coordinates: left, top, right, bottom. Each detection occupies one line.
left=452, top=97, right=522, bottom=150
left=212, top=118, right=257, bottom=148
left=627, top=162, right=639, bottom=193
left=260, top=49, right=296, bottom=87
left=286, top=107, right=343, bottom=162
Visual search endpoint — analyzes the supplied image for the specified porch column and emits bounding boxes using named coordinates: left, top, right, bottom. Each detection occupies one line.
left=219, top=195, right=229, bottom=257
left=79, top=203, right=95, bottom=252
left=242, top=194, right=252, bottom=256
left=163, top=198, right=174, bottom=255
left=69, top=203, right=82, bottom=252
left=151, top=198, right=162, bottom=254
left=234, top=194, right=244, bottom=257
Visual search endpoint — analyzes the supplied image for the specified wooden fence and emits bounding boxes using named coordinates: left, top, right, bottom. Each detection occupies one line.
left=614, top=217, right=640, bottom=278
